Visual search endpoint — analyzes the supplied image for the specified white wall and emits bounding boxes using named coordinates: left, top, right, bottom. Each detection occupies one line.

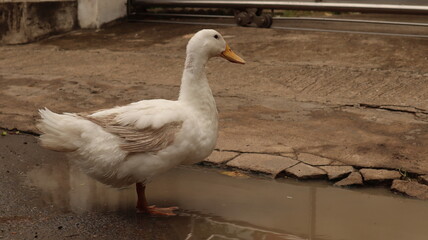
left=78, top=0, right=127, bottom=28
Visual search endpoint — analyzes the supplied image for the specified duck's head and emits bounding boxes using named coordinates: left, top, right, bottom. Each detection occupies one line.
left=187, top=29, right=245, bottom=64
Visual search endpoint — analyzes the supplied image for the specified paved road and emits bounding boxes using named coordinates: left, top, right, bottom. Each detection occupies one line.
left=0, top=13, right=427, bottom=240
left=1, top=134, right=427, bottom=240
left=0, top=17, right=427, bottom=191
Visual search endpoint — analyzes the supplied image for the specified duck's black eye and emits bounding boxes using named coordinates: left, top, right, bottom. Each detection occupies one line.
left=214, top=34, right=219, bottom=39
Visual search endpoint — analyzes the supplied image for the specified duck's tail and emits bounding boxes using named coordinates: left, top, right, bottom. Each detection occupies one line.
left=37, top=108, right=83, bottom=152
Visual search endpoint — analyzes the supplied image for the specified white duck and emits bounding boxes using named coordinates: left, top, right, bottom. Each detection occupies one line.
left=37, top=29, right=245, bottom=216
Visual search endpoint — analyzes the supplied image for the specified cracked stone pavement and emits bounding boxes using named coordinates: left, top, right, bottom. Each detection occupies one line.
left=0, top=22, right=427, bottom=199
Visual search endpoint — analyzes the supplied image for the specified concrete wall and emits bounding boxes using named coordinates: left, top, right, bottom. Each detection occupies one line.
left=0, top=1, right=77, bottom=44
left=0, top=0, right=127, bottom=44
left=78, top=0, right=127, bottom=29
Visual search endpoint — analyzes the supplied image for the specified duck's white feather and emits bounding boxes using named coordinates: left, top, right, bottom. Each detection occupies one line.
left=37, top=29, right=228, bottom=187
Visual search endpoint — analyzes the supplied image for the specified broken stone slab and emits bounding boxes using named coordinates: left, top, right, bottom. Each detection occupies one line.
left=418, top=175, right=428, bottom=185
left=319, top=166, right=355, bottom=180
left=297, top=153, right=332, bottom=166
left=204, top=151, right=239, bottom=164
left=226, top=153, right=298, bottom=177
left=391, top=180, right=428, bottom=200
left=330, top=160, right=347, bottom=166
left=284, top=162, right=327, bottom=179
left=280, top=152, right=296, bottom=159
left=360, top=168, right=401, bottom=182
left=334, top=172, right=363, bottom=187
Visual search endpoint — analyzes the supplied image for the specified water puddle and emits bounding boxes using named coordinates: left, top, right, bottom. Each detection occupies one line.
left=27, top=160, right=428, bottom=240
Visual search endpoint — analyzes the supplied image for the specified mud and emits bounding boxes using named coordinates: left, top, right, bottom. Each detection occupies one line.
left=1, top=134, right=428, bottom=240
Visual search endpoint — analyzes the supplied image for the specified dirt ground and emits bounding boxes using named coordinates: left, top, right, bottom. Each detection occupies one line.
left=1, top=20, right=427, bottom=175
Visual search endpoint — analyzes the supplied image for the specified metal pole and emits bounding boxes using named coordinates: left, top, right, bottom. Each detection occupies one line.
left=133, top=0, right=428, bottom=14
left=273, top=17, right=428, bottom=27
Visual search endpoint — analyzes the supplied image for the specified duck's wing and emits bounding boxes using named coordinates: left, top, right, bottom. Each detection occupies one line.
left=83, top=100, right=186, bottom=153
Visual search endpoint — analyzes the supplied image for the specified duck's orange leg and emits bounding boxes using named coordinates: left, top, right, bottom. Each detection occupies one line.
left=135, top=182, right=178, bottom=216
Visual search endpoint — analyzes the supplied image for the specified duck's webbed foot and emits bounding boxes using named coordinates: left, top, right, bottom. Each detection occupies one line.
left=135, top=182, right=178, bottom=216
left=137, top=205, right=179, bottom=216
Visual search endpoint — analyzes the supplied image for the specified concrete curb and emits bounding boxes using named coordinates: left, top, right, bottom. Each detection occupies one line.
left=202, top=149, right=428, bottom=200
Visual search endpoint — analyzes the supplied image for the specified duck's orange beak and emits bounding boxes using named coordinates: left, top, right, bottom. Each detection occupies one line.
left=220, top=44, right=245, bottom=64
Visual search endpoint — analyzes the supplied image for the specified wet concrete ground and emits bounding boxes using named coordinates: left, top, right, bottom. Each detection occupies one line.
left=2, top=18, right=427, bottom=197
left=0, top=15, right=428, bottom=239
left=1, top=134, right=428, bottom=240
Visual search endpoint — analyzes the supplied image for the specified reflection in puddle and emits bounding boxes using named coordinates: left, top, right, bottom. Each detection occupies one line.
left=27, top=160, right=428, bottom=240
left=27, top=161, right=302, bottom=240
left=182, top=213, right=301, bottom=240
left=28, top=161, right=135, bottom=214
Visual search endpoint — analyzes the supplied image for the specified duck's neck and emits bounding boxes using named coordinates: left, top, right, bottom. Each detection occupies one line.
left=178, top=53, right=216, bottom=111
